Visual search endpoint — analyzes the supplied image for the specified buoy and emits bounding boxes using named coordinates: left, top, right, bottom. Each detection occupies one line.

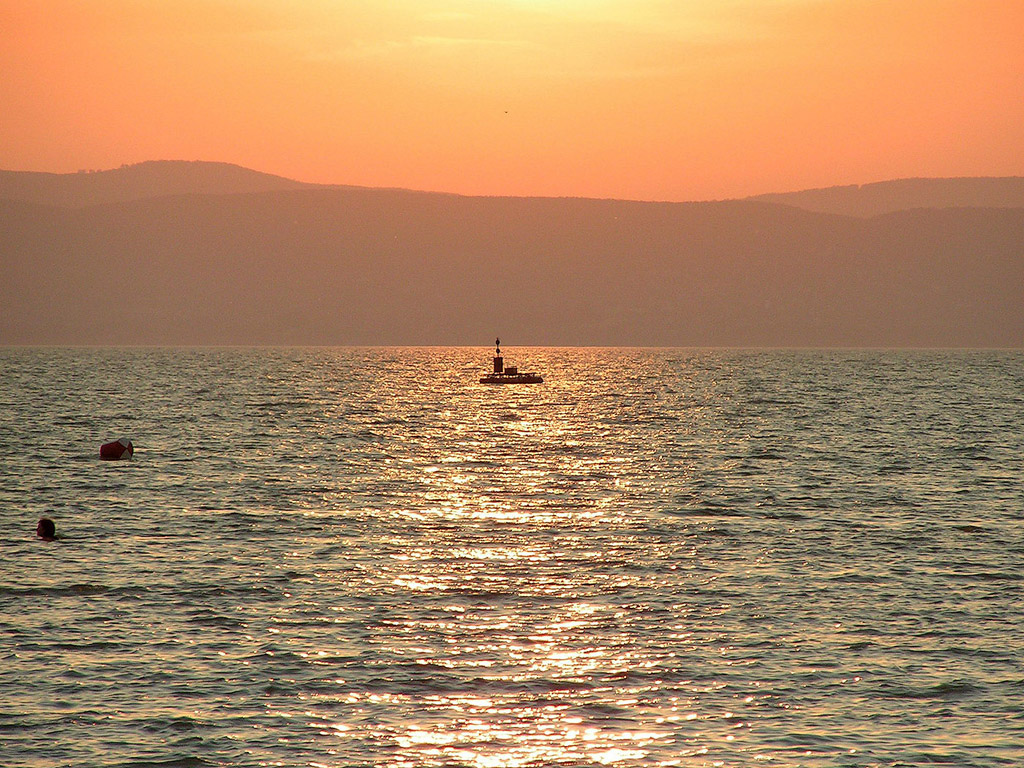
left=100, top=437, right=133, bottom=460
left=37, top=517, right=57, bottom=541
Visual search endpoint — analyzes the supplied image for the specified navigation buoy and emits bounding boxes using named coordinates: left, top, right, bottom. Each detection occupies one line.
left=100, top=438, right=133, bottom=460
left=479, top=338, right=543, bottom=384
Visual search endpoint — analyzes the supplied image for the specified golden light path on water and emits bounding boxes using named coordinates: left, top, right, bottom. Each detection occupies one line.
left=291, top=349, right=750, bottom=766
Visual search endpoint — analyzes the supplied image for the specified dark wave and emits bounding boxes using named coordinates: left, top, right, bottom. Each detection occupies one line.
left=875, top=679, right=983, bottom=700
left=111, top=758, right=215, bottom=768
left=0, top=584, right=146, bottom=597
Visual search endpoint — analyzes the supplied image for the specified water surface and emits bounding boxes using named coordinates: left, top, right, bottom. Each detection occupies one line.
left=2, top=347, right=1022, bottom=767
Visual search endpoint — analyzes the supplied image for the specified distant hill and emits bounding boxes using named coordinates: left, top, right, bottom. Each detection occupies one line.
left=4, top=162, right=1024, bottom=215
left=0, top=160, right=317, bottom=208
left=749, top=177, right=1024, bottom=217
left=4, top=161, right=1024, bottom=215
left=2, top=185, right=1021, bottom=347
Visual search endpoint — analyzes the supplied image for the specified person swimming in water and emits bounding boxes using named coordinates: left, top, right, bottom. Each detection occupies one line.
left=36, top=517, right=56, bottom=541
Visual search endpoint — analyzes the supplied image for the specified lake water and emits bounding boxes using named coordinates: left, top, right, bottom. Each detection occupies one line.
left=1, top=347, right=1022, bottom=767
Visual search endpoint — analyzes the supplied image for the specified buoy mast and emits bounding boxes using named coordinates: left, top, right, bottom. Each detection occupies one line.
left=493, top=337, right=503, bottom=374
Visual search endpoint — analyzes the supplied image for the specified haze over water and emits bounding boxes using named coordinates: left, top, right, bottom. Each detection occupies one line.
left=2, top=347, right=1022, bottom=767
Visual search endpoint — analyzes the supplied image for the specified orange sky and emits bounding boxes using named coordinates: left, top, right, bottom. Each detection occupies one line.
left=2, top=0, right=1022, bottom=200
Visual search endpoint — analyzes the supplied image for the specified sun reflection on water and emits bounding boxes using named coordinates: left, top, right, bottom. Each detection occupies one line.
left=268, top=351, right=789, bottom=764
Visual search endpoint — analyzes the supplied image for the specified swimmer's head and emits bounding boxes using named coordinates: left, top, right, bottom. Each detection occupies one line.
left=36, top=517, right=56, bottom=541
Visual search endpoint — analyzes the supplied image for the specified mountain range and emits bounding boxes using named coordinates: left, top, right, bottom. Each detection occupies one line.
left=2, top=161, right=1021, bottom=346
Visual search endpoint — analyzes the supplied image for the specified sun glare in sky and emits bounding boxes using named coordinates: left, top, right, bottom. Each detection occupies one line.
left=2, top=0, right=1022, bottom=199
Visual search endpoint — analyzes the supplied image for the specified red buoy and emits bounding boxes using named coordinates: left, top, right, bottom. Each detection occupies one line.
left=100, top=437, right=133, bottom=460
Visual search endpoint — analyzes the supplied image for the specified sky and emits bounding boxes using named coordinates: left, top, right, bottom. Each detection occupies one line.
left=2, top=0, right=1022, bottom=201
